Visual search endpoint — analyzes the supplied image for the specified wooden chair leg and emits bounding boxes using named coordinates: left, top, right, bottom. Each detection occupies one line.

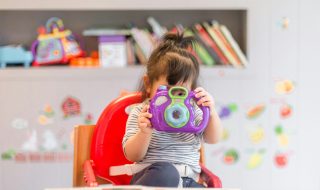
left=73, top=125, right=96, bottom=187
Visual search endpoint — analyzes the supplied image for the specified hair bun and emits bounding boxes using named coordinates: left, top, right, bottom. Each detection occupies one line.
left=162, top=32, right=195, bottom=49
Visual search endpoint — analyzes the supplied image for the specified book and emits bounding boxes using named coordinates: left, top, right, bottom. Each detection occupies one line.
left=193, top=23, right=228, bottom=65
left=219, top=24, right=248, bottom=66
left=210, top=21, right=243, bottom=67
left=203, top=22, right=240, bottom=67
left=98, top=35, right=127, bottom=67
left=147, top=17, right=167, bottom=39
left=83, top=28, right=131, bottom=36
left=131, top=28, right=155, bottom=59
left=184, top=29, right=215, bottom=66
left=126, top=37, right=136, bottom=65
left=133, top=42, right=147, bottom=65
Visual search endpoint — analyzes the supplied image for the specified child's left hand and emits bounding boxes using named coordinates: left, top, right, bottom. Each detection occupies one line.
left=194, top=87, right=215, bottom=114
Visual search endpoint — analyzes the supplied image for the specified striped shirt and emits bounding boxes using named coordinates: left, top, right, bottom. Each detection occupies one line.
left=122, top=100, right=204, bottom=173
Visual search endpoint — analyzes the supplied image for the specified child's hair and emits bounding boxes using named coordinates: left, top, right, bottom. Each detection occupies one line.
left=139, top=32, right=200, bottom=100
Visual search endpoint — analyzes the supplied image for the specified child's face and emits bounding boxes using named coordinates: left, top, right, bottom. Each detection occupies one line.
left=148, top=75, right=192, bottom=99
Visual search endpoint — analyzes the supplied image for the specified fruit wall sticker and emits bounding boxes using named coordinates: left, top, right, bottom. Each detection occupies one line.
left=275, top=124, right=289, bottom=148
left=84, top=113, right=94, bottom=125
left=38, top=115, right=53, bottom=126
left=219, top=103, right=238, bottom=119
left=222, top=128, right=230, bottom=141
left=38, top=104, right=55, bottom=126
left=246, top=103, right=266, bottom=119
left=11, top=118, right=29, bottom=130
left=280, top=103, right=293, bottom=119
left=43, top=104, right=55, bottom=117
left=276, top=17, right=290, bottom=29
left=282, top=17, right=290, bottom=29
left=248, top=126, right=265, bottom=144
left=61, top=96, right=81, bottom=118
left=223, top=149, right=239, bottom=165
left=275, top=79, right=295, bottom=95
left=274, top=152, right=289, bottom=168
left=247, top=149, right=265, bottom=169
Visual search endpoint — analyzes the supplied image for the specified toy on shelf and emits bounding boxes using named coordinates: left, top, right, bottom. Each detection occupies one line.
left=99, top=35, right=127, bottom=67
left=149, top=86, right=209, bottom=133
left=0, top=45, right=33, bottom=68
left=31, top=17, right=84, bottom=66
left=70, top=51, right=100, bottom=67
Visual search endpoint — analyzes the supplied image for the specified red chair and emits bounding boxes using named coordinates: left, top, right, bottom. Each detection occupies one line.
left=73, top=93, right=222, bottom=188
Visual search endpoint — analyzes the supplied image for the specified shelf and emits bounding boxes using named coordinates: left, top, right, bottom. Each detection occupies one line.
left=0, top=65, right=257, bottom=80
left=0, top=0, right=248, bottom=10
left=0, top=10, right=247, bottom=57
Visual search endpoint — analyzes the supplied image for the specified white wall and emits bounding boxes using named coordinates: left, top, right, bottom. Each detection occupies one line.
left=1, top=0, right=320, bottom=190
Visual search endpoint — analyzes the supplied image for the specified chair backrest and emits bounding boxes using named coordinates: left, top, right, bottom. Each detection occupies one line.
left=90, top=93, right=142, bottom=185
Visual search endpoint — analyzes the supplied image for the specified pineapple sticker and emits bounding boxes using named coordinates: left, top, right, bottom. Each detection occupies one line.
left=275, top=124, right=289, bottom=147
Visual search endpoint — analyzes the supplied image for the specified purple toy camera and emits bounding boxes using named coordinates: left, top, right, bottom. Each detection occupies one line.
left=149, top=86, right=209, bottom=133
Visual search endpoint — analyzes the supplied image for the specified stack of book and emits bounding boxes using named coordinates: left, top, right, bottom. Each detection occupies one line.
left=83, top=18, right=247, bottom=68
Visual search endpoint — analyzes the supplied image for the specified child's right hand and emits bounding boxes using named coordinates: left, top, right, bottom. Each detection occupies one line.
left=138, top=105, right=153, bottom=134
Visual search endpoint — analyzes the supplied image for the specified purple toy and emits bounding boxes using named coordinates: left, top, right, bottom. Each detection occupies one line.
left=149, top=86, right=210, bottom=133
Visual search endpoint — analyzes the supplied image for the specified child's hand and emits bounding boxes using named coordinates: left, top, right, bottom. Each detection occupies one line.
left=138, top=105, right=153, bottom=134
left=194, top=87, right=216, bottom=114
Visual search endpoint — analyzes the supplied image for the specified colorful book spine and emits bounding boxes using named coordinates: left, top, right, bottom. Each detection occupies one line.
left=193, top=23, right=229, bottom=65
left=184, top=29, right=215, bottom=66
left=131, top=28, right=155, bottom=59
left=220, top=25, right=248, bottom=66
left=126, top=38, right=136, bottom=65
left=211, top=21, right=242, bottom=66
left=133, top=42, right=147, bottom=64
left=147, top=17, right=167, bottom=39
left=203, top=22, right=240, bottom=67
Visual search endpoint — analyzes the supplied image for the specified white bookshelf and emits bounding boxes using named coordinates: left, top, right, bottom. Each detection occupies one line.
left=0, top=0, right=248, bottom=10
left=0, top=8, right=249, bottom=75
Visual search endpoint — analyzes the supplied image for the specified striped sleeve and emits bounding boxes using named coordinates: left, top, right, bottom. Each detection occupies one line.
left=193, top=102, right=205, bottom=142
left=122, top=103, right=144, bottom=154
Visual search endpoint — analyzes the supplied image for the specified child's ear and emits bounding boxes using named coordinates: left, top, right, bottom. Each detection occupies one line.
left=143, top=75, right=151, bottom=95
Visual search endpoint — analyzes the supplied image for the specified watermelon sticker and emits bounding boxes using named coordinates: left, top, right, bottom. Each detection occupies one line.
left=223, top=149, right=239, bottom=165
